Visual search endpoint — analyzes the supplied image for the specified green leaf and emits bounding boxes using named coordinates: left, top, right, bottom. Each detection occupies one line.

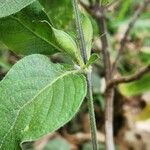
left=0, top=2, right=83, bottom=64
left=117, top=0, right=132, bottom=20
left=0, top=0, right=36, bottom=18
left=38, top=0, right=74, bottom=29
left=119, top=74, right=150, bottom=96
left=85, top=54, right=99, bottom=68
left=0, top=54, right=86, bottom=149
left=50, top=25, right=83, bottom=65
left=0, top=2, right=59, bottom=55
left=81, top=14, right=93, bottom=59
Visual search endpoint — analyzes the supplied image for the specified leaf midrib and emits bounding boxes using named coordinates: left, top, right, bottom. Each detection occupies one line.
left=0, top=69, right=78, bottom=148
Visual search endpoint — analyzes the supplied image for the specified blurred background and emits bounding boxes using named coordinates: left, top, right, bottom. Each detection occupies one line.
left=0, top=0, right=150, bottom=149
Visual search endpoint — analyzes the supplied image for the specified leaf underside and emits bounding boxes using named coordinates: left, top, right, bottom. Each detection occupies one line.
left=0, top=54, right=86, bottom=150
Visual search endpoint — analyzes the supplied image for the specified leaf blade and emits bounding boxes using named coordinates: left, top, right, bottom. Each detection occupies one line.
left=0, top=54, right=86, bottom=149
left=81, top=14, right=93, bottom=59
left=0, top=2, right=58, bottom=55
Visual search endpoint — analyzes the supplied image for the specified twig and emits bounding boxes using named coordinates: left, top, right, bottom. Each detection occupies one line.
left=111, top=0, right=150, bottom=73
left=72, top=0, right=99, bottom=150
left=94, top=4, right=115, bottom=150
left=95, top=6, right=111, bottom=80
left=90, top=3, right=115, bottom=150
left=107, top=64, right=150, bottom=89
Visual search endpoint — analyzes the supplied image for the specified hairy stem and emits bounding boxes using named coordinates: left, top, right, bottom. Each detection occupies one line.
left=86, top=71, right=99, bottom=150
left=72, top=0, right=98, bottom=149
left=80, top=2, right=115, bottom=149
left=72, top=0, right=87, bottom=64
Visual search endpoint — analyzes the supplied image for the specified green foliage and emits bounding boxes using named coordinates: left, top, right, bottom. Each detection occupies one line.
left=0, top=54, right=86, bottom=149
left=50, top=25, right=83, bottom=65
left=81, top=14, right=93, bottom=59
left=0, top=2, right=83, bottom=64
left=0, top=2, right=94, bottom=66
left=0, top=2, right=58, bottom=55
left=0, top=0, right=35, bottom=18
left=38, top=0, right=73, bottom=29
left=1, top=0, right=149, bottom=149
left=117, top=0, right=131, bottom=21
left=85, top=54, right=99, bottom=68
left=119, top=74, right=150, bottom=96
left=0, top=1, right=93, bottom=64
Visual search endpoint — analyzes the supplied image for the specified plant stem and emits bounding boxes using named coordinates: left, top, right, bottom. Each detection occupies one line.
left=105, top=88, right=114, bottom=150
left=72, top=0, right=98, bottom=149
left=107, top=64, right=150, bottom=88
left=93, top=5, right=115, bottom=150
left=86, top=71, right=99, bottom=150
left=72, top=0, right=87, bottom=64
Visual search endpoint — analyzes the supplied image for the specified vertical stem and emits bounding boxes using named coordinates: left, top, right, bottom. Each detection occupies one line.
left=105, top=88, right=115, bottom=150
left=72, top=0, right=98, bottom=149
left=72, top=0, right=87, bottom=64
left=94, top=4, right=115, bottom=150
left=86, top=71, right=99, bottom=150
left=96, top=7, right=111, bottom=80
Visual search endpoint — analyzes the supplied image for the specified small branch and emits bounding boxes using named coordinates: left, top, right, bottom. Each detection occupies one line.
left=107, top=64, right=150, bottom=89
left=112, top=0, right=150, bottom=73
left=96, top=6, right=111, bottom=80
left=73, top=0, right=99, bottom=150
